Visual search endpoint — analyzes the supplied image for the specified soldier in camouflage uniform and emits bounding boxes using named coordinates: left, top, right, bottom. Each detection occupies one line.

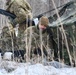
left=5, top=0, right=33, bottom=50
left=24, top=16, right=56, bottom=62
left=5, top=0, right=34, bottom=51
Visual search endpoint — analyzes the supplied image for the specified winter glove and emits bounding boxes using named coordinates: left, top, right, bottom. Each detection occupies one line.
left=11, top=19, right=17, bottom=26
left=9, top=18, right=17, bottom=27
left=37, top=14, right=43, bottom=20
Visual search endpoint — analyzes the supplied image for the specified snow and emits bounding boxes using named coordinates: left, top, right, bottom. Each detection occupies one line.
left=0, top=60, right=76, bottom=75
left=3, top=52, right=12, bottom=60
left=0, top=53, right=2, bottom=61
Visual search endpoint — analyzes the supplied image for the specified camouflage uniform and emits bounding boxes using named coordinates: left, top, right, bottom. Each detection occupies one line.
left=6, top=0, right=32, bottom=24
left=5, top=0, right=31, bottom=50
left=24, top=16, right=54, bottom=61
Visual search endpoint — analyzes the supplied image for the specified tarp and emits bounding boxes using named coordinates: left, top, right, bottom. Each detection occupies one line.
left=49, top=1, right=76, bottom=27
left=49, top=1, right=76, bottom=65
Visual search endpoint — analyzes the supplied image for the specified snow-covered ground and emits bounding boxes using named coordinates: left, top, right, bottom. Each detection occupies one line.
left=0, top=60, right=76, bottom=75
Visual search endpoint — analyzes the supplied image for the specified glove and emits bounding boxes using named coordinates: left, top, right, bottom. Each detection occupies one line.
left=37, top=14, right=43, bottom=20
left=11, top=19, right=17, bottom=26
left=9, top=18, right=17, bottom=27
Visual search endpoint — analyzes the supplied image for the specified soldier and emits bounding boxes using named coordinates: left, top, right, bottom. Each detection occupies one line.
left=24, top=16, right=57, bottom=62
left=5, top=0, right=33, bottom=53
left=5, top=0, right=35, bottom=52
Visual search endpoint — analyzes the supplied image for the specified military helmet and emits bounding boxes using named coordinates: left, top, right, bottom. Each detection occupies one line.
left=39, top=16, right=49, bottom=27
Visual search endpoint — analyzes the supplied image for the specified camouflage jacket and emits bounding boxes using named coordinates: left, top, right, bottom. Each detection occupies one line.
left=6, top=0, right=32, bottom=24
left=24, top=25, right=54, bottom=55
